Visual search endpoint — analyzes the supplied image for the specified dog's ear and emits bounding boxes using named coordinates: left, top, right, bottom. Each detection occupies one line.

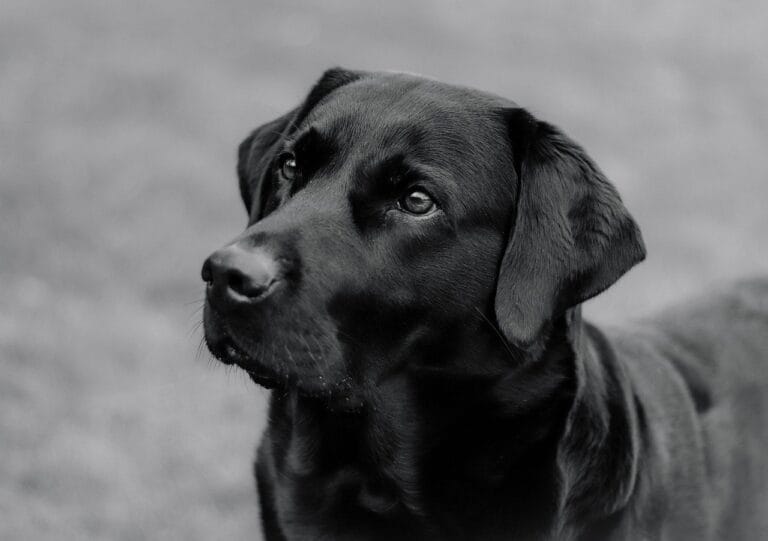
left=237, top=67, right=364, bottom=219
left=495, top=108, right=646, bottom=350
left=237, top=110, right=295, bottom=218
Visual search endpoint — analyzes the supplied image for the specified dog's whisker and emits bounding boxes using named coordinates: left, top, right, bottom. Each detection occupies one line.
left=187, top=319, right=204, bottom=339
left=194, top=335, right=208, bottom=363
left=300, top=333, right=321, bottom=376
left=187, top=303, right=205, bottom=318
left=303, top=333, right=325, bottom=372
left=283, top=343, right=296, bottom=372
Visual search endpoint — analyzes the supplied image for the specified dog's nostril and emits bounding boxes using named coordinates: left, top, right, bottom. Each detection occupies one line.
left=226, top=268, right=273, bottom=298
left=226, top=270, right=247, bottom=296
left=203, top=244, right=279, bottom=302
left=201, top=259, right=213, bottom=285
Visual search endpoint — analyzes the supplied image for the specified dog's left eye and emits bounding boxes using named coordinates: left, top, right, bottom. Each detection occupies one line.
left=398, top=189, right=437, bottom=215
left=278, top=153, right=298, bottom=181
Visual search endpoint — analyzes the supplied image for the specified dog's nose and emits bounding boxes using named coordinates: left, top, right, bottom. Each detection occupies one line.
left=202, top=244, right=279, bottom=304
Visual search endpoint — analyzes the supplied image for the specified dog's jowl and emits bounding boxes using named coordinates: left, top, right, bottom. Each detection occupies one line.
left=202, top=68, right=768, bottom=540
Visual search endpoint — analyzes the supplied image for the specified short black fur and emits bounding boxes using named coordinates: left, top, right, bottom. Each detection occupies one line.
left=203, top=68, right=768, bottom=541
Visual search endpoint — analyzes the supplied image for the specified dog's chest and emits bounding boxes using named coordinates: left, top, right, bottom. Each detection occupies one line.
left=273, top=465, right=424, bottom=541
left=264, top=400, right=428, bottom=539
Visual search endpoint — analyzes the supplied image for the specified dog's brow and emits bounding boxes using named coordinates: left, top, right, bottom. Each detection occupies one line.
left=370, top=154, right=411, bottom=184
left=359, top=153, right=459, bottom=198
left=287, top=127, right=328, bottom=154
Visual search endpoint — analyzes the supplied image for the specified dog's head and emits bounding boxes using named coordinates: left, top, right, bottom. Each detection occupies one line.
left=202, top=68, right=645, bottom=401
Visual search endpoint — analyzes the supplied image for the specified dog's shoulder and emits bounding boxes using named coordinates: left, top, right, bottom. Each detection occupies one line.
left=593, top=277, right=768, bottom=418
left=583, top=279, right=768, bottom=538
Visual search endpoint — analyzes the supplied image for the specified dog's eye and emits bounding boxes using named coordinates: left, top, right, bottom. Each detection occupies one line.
left=398, top=189, right=436, bottom=215
left=278, top=153, right=298, bottom=181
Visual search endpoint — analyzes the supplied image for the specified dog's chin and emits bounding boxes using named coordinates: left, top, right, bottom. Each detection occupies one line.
left=203, top=332, right=280, bottom=389
left=203, top=311, right=361, bottom=408
left=205, top=333, right=362, bottom=409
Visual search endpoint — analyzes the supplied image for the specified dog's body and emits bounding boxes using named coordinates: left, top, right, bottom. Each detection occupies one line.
left=255, top=282, right=768, bottom=540
left=202, top=69, right=768, bottom=540
left=597, top=281, right=768, bottom=541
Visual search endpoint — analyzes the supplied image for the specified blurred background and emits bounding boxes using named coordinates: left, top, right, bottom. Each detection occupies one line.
left=1, top=1, right=766, bottom=539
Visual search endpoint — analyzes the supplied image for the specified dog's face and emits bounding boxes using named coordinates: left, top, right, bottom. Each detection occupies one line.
left=202, top=69, right=645, bottom=402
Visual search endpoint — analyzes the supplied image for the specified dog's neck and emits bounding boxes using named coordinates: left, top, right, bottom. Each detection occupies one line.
left=261, top=308, right=643, bottom=540
left=550, top=309, right=644, bottom=539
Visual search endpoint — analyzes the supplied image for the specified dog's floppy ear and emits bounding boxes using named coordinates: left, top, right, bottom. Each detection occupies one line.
left=495, top=108, right=646, bottom=350
left=237, top=67, right=364, bottom=219
left=237, top=110, right=296, bottom=218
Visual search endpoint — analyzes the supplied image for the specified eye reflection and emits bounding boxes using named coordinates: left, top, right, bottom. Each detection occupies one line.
left=279, top=153, right=298, bottom=181
left=398, top=189, right=436, bottom=215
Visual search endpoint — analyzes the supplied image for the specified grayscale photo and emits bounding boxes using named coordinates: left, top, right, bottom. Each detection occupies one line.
left=2, top=2, right=767, bottom=540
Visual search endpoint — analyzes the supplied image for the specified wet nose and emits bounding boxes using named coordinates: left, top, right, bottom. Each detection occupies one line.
left=201, top=244, right=279, bottom=305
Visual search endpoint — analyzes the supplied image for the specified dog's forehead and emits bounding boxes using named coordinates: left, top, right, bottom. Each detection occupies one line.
left=302, top=74, right=512, bottom=152
left=289, top=74, right=518, bottom=213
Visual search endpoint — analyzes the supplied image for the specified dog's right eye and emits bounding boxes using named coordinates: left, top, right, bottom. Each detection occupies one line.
left=397, top=189, right=437, bottom=216
left=277, top=152, right=298, bottom=181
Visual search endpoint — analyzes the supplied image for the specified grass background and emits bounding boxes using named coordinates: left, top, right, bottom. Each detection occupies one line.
left=1, top=1, right=767, bottom=539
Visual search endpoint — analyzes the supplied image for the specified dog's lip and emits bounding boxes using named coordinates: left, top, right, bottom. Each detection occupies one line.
left=204, top=312, right=282, bottom=388
left=205, top=322, right=363, bottom=407
left=214, top=336, right=281, bottom=388
left=218, top=338, right=248, bottom=366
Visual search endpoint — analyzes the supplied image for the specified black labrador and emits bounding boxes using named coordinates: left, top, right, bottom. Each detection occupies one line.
left=201, top=68, right=768, bottom=540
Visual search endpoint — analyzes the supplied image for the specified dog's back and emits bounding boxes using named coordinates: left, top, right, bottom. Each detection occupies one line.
left=605, top=278, right=768, bottom=539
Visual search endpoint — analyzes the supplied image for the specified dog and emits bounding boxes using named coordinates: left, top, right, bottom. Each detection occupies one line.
left=201, top=68, right=768, bottom=540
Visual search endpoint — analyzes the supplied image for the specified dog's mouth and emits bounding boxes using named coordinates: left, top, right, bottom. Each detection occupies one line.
left=203, top=306, right=283, bottom=389
left=205, top=334, right=281, bottom=388
left=201, top=303, right=362, bottom=408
